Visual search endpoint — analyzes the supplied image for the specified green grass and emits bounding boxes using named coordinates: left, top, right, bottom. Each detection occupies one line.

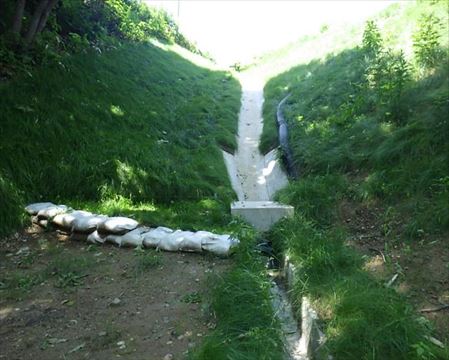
left=0, top=247, right=95, bottom=300
left=260, top=1, right=449, bottom=359
left=133, top=248, right=162, bottom=277
left=262, top=1, right=449, bottom=237
left=268, top=180, right=448, bottom=359
left=189, top=221, right=285, bottom=360
left=0, top=41, right=241, bottom=236
left=0, top=37, right=286, bottom=359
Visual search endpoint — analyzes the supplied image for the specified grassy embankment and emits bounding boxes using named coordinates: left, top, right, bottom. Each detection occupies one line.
left=0, top=41, right=240, bottom=233
left=261, top=1, right=448, bottom=359
left=0, top=39, right=284, bottom=358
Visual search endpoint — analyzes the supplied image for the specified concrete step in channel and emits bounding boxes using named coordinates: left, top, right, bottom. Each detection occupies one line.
left=231, top=201, right=294, bottom=231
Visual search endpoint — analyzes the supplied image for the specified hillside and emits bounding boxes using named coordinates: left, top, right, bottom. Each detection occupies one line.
left=0, top=3, right=288, bottom=359
left=0, top=41, right=242, bottom=235
left=261, top=1, right=449, bottom=358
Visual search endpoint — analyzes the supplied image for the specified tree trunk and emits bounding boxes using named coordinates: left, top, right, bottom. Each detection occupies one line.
left=24, top=0, right=49, bottom=46
left=11, top=0, right=26, bottom=35
left=36, top=0, right=59, bottom=34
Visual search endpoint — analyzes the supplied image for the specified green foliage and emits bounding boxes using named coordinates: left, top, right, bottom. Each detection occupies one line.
left=190, top=223, right=284, bottom=360
left=364, top=47, right=410, bottom=123
left=263, top=11, right=448, bottom=236
left=0, top=174, right=25, bottom=235
left=181, top=291, right=202, bottom=304
left=0, top=272, right=44, bottom=300
left=262, top=3, right=449, bottom=358
left=362, top=20, right=383, bottom=58
left=413, top=14, right=444, bottom=70
left=134, top=248, right=162, bottom=275
left=0, top=0, right=199, bottom=78
left=276, top=175, right=348, bottom=227
left=268, top=214, right=436, bottom=359
left=0, top=43, right=240, bottom=236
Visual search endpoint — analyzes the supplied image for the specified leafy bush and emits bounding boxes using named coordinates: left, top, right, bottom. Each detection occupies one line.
left=362, top=20, right=382, bottom=58
left=0, top=0, right=199, bottom=79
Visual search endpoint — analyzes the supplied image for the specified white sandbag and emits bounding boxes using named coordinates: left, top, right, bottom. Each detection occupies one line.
left=157, top=230, right=185, bottom=251
left=72, top=215, right=108, bottom=233
left=25, top=202, right=55, bottom=215
left=105, top=234, right=123, bottom=247
left=52, top=210, right=92, bottom=230
left=157, top=230, right=193, bottom=251
left=120, top=227, right=150, bottom=248
left=201, top=233, right=239, bottom=256
left=177, top=232, right=203, bottom=252
left=87, top=230, right=107, bottom=244
left=37, top=204, right=69, bottom=219
left=97, top=217, right=138, bottom=234
left=142, top=227, right=173, bottom=248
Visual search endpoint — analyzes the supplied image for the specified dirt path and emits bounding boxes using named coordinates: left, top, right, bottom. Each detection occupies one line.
left=0, top=226, right=229, bottom=360
left=224, top=72, right=289, bottom=201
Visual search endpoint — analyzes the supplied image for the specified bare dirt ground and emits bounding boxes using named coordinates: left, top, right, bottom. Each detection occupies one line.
left=0, top=225, right=229, bottom=360
left=339, top=199, right=449, bottom=344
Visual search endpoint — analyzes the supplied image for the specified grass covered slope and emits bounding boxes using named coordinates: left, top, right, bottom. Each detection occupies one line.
left=263, top=0, right=448, bottom=236
left=0, top=38, right=285, bottom=360
left=262, top=1, right=449, bottom=359
left=0, top=41, right=240, bottom=235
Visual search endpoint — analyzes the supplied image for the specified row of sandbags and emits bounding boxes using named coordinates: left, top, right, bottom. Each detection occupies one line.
left=25, top=202, right=239, bottom=256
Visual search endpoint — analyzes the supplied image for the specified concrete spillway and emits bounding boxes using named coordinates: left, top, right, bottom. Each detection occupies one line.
left=222, top=72, right=293, bottom=230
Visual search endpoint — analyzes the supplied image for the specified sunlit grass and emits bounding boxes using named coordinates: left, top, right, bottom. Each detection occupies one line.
left=0, top=41, right=241, bottom=236
left=189, top=222, right=284, bottom=360
left=263, top=1, right=448, bottom=359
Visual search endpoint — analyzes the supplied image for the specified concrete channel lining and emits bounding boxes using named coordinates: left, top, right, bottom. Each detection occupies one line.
left=231, top=201, right=294, bottom=231
left=284, top=256, right=328, bottom=359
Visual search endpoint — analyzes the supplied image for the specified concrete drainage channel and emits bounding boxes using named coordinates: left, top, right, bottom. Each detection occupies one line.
left=223, top=72, right=324, bottom=359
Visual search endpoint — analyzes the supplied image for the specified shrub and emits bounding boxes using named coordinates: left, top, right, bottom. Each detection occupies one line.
left=413, top=14, right=443, bottom=70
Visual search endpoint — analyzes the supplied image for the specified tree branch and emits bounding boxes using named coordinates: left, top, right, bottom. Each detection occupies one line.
left=11, top=0, right=26, bottom=35
left=36, top=0, right=59, bottom=34
left=24, top=0, right=49, bottom=46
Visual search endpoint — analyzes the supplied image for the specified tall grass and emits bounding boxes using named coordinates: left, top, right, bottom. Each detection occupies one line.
left=0, top=42, right=241, bottom=235
left=190, top=222, right=285, bottom=360
left=268, top=178, right=447, bottom=359
left=262, top=1, right=448, bottom=359
left=262, top=0, right=449, bottom=237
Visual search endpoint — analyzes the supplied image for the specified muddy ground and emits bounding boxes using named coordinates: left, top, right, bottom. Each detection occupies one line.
left=340, top=200, right=449, bottom=344
left=0, top=225, right=230, bottom=360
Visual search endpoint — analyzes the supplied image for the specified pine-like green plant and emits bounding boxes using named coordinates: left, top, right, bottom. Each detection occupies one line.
left=413, top=14, right=443, bottom=70
left=362, top=20, right=383, bottom=58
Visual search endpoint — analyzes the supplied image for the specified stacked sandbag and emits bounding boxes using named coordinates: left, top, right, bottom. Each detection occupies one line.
left=53, top=210, right=92, bottom=231
left=105, top=227, right=150, bottom=248
left=87, top=230, right=108, bottom=245
left=24, top=203, right=138, bottom=244
left=142, top=227, right=174, bottom=249
left=25, top=202, right=55, bottom=215
left=27, top=203, right=69, bottom=228
left=199, top=232, right=239, bottom=256
left=71, top=214, right=108, bottom=234
left=97, top=217, right=139, bottom=235
left=141, top=227, right=239, bottom=256
left=24, top=202, right=239, bottom=256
